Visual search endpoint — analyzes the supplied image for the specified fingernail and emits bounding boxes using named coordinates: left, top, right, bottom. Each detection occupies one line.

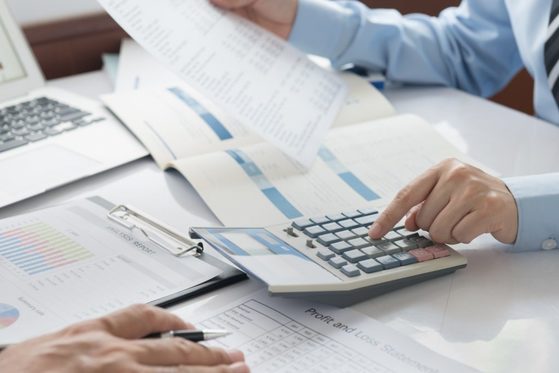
left=227, top=349, right=245, bottom=362
left=230, top=362, right=250, bottom=373
left=370, top=223, right=382, bottom=238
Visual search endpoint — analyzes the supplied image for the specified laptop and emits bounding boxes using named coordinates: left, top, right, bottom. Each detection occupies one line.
left=0, top=0, right=147, bottom=208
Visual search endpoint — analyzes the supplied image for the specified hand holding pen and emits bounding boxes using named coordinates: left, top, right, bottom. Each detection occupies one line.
left=0, top=305, right=248, bottom=373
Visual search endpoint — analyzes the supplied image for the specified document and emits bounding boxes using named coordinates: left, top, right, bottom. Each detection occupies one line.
left=0, top=197, right=221, bottom=344
left=173, top=115, right=480, bottom=226
left=177, top=290, right=477, bottom=373
left=97, top=0, right=347, bottom=167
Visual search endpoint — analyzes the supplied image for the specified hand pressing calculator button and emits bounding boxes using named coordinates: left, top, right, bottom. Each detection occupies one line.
left=190, top=207, right=467, bottom=307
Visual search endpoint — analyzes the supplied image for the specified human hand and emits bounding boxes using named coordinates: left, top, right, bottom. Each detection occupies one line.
left=369, top=158, right=518, bottom=245
left=0, top=304, right=249, bottom=373
left=210, top=0, right=298, bottom=39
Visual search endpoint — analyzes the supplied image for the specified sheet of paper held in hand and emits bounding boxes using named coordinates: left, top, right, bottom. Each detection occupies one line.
left=177, top=290, right=477, bottom=373
left=97, top=0, right=347, bottom=167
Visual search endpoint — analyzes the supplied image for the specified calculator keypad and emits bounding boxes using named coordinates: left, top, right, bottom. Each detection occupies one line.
left=291, top=208, right=450, bottom=278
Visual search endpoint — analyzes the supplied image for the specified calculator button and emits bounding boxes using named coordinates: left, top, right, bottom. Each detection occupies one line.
left=339, top=219, right=360, bottom=229
left=351, top=226, right=369, bottom=237
left=328, top=256, right=347, bottom=269
left=357, top=208, right=378, bottom=215
left=375, top=241, right=401, bottom=255
left=310, top=216, right=330, bottom=225
left=376, top=255, right=400, bottom=269
left=342, top=210, right=361, bottom=219
left=425, top=245, right=450, bottom=258
left=357, top=259, right=383, bottom=273
left=321, top=222, right=343, bottom=233
left=316, top=233, right=341, bottom=246
left=340, top=264, right=361, bottom=277
left=317, top=248, right=335, bottom=261
left=415, top=237, right=434, bottom=248
left=361, top=246, right=384, bottom=258
left=292, top=219, right=314, bottom=231
left=303, top=226, right=327, bottom=238
left=408, top=248, right=435, bottom=262
left=355, top=214, right=378, bottom=226
left=397, top=238, right=418, bottom=251
left=342, top=249, right=368, bottom=263
left=383, top=231, right=402, bottom=241
left=347, top=237, right=369, bottom=249
left=336, top=230, right=356, bottom=241
left=392, top=252, right=418, bottom=266
left=329, top=241, right=353, bottom=254
left=326, top=213, right=346, bottom=222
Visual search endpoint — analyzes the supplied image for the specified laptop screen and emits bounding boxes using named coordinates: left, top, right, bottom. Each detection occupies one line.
left=0, top=17, right=26, bottom=85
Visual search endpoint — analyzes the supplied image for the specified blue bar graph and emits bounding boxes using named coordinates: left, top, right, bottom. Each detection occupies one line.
left=226, top=149, right=303, bottom=219
left=0, top=222, right=94, bottom=276
left=318, top=147, right=380, bottom=201
left=169, top=87, right=233, bottom=141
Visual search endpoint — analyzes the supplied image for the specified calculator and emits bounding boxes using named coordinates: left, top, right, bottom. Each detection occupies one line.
left=190, top=208, right=467, bottom=306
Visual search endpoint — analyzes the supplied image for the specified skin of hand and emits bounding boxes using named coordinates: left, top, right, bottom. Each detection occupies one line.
left=369, top=158, right=519, bottom=245
left=0, top=304, right=249, bottom=373
left=210, top=0, right=298, bottom=39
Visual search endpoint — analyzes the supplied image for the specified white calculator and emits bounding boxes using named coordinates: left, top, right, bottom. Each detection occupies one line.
left=190, top=207, right=467, bottom=306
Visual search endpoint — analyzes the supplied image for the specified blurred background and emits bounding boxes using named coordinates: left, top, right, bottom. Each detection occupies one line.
left=10, top=0, right=533, bottom=115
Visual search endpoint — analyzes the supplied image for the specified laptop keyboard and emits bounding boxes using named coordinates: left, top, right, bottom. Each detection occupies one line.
left=291, top=208, right=450, bottom=278
left=0, top=97, right=105, bottom=153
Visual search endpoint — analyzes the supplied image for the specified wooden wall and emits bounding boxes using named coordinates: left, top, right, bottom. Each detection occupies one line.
left=22, top=1, right=533, bottom=114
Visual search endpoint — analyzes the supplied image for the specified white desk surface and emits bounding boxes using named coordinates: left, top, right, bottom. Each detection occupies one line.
left=3, top=71, right=559, bottom=373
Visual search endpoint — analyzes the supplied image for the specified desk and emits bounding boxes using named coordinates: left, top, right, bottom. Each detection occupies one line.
left=3, top=71, right=559, bottom=373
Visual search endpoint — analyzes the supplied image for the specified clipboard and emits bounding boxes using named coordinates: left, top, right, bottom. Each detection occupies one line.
left=100, top=197, right=248, bottom=308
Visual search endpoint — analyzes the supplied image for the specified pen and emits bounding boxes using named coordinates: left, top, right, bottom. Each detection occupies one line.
left=144, top=329, right=232, bottom=342
left=0, top=330, right=231, bottom=352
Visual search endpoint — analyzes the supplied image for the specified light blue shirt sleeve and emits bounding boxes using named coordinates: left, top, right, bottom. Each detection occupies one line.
left=289, top=0, right=524, bottom=97
left=503, top=175, right=559, bottom=252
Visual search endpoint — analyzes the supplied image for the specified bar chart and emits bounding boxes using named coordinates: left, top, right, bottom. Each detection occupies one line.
left=0, top=221, right=94, bottom=276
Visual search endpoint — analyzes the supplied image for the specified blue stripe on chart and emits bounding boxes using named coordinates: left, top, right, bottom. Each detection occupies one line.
left=226, top=149, right=303, bottom=219
left=168, top=87, right=233, bottom=141
left=318, top=147, right=380, bottom=201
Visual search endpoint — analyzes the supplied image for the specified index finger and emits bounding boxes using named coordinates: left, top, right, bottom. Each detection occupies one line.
left=369, top=167, right=440, bottom=239
left=96, top=304, right=193, bottom=340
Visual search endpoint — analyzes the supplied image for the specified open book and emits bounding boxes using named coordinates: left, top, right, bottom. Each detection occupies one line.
left=102, top=72, right=474, bottom=227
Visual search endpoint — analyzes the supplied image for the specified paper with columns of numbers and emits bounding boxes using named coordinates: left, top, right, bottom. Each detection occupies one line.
left=177, top=290, right=477, bottom=373
left=96, top=0, right=347, bottom=167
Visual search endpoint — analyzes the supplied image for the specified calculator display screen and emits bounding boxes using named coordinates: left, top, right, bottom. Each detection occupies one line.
left=193, top=228, right=307, bottom=260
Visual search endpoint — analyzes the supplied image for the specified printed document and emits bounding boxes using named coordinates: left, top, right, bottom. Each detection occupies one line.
left=0, top=197, right=221, bottom=344
left=177, top=290, right=477, bottom=373
left=97, top=0, right=347, bottom=167
left=173, top=115, right=480, bottom=226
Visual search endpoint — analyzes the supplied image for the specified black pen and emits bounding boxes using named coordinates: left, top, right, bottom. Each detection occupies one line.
left=0, top=330, right=231, bottom=352
left=144, top=329, right=231, bottom=342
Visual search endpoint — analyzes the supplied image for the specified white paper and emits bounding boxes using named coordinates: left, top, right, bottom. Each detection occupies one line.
left=173, top=114, right=478, bottom=226
left=177, top=290, right=477, bottom=373
left=113, top=40, right=394, bottom=126
left=97, top=0, right=347, bottom=167
left=0, top=198, right=221, bottom=344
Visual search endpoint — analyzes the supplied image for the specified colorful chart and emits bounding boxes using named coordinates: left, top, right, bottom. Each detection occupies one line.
left=0, top=222, right=94, bottom=276
left=0, top=304, right=19, bottom=329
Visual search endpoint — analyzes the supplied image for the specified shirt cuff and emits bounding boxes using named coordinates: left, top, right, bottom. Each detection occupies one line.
left=503, top=174, right=559, bottom=252
left=289, top=0, right=358, bottom=60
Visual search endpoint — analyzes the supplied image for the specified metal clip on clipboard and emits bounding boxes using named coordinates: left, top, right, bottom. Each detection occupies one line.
left=108, top=205, right=203, bottom=257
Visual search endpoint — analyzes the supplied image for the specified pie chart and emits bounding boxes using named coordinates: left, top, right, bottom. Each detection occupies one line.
left=0, top=304, right=19, bottom=329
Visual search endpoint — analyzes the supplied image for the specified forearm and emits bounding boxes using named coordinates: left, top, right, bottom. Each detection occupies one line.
left=504, top=173, right=559, bottom=251
left=289, top=0, right=523, bottom=97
